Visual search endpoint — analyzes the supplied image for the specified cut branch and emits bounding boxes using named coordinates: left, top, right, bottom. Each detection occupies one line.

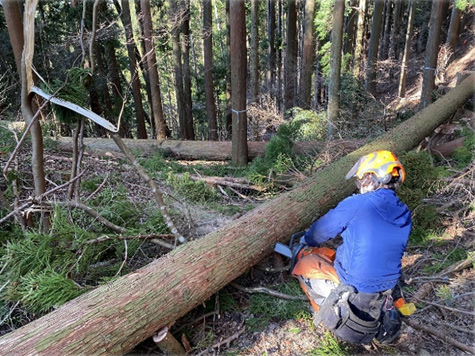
left=230, top=282, right=307, bottom=301
left=403, top=319, right=475, bottom=354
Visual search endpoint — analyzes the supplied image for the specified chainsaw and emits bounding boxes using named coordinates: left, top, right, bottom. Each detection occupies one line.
left=274, top=231, right=306, bottom=272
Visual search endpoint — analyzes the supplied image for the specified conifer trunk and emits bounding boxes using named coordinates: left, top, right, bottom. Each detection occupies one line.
left=1, top=74, right=473, bottom=356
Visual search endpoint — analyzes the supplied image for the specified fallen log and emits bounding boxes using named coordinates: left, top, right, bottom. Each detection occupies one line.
left=55, top=137, right=364, bottom=161
left=0, top=74, right=473, bottom=355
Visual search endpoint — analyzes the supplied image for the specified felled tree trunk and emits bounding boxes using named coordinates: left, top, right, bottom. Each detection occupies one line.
left=0, top=74, right=473, bottom=355
left=55, top=138, right=364, bottom=161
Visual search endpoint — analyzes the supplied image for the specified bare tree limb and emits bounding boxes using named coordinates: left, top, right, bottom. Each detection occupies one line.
left=111, top=133, right=186, bottom=245
left=403, top=319, right=475, bottom=354
left=85, top=233, right=175, bottom=244
left=230, top=282, right=307, bottom=301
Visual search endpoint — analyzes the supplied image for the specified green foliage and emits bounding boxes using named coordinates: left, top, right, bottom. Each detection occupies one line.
left=89, top=185, right=142, bottom=228
left=15, top=268, right=81, bottom=314
left=423, top=248, right=467, bottom=275
left=43, top=67, right=92, bottom=124
left=452, top=129, right=475, bottom=168
left=307, top=331, right=351, bottom=356
left=397, top=151, right=447, bottom=244
left=167, top=172, right=218, bottom=204
left=0, top=125, right=18, bottom=153
left=290, top=108, right=328, bottom=142
left=435, top=285, right=454, bottom=302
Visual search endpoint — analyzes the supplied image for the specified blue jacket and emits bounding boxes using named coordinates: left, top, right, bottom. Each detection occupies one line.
left=304, top=189, right=411, bottom=293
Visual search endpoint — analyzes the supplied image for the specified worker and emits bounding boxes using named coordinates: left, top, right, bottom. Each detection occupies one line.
left=292, top=150, right=412, bottom=344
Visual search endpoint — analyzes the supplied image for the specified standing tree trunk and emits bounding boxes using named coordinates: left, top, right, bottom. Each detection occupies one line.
left=420, top=0, right=445, bottom=108
left=4, top=0, right=46, bottom=204
left=365, top=0, right=384, bottom=94
left=328, top=0, right=345, bottom=138
left=353, top=0, right=366, bottom=78
left=182, top=1, right=195, bottom=140
left=203, top=0, right=218, bottom=141
left=398, top=0, right=416, bottom=98
left=120, top=0, right=147, bottom=139
left=3, top=0, right=24, bottom=74
left=379, top=0, right=392, bottom=60
left=170, top=0, right=186, bottom=139
left=446, top=0, right=462, bottom=53
left=1, top=74, right=473, bottom=356
left=299, top=0, right=315, bottom=109
left=250, top=0, right=259, bottom=103
left=266, top=0, right=276, bottom=95
left=230, top=0, right=247, bottom=166
left=344, top=0, right=357, bottom=59
left=141, top=0, right=168, bottom=140
left=284, top=0, right=297, bottom=113
left=389, top=0, right=403, bottom=59
left=276, top=0, right=283, bottom=111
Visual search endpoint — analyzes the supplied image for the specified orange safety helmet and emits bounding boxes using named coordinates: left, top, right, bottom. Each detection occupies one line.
left=345, top=150, right=406, bottom=184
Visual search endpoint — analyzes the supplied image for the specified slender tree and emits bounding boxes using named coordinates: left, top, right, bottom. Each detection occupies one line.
left=230, top=0, right=247, bottom=166
left=299, top=0, right=315, bottom=109
left=365, top=0, right=384, bottom=94
left=120, top=0, right=147, bottom=138
left=420, top=0, right=445, bottom=108
left=389, top=0, right=403, bottom=59
left=225, top=0, right=232, bottom=138
left=266, top=0, right=276, bottom=94
left=353, top=0, right=366, bottom=78
left=4, top=0, right=46, bottom=202
left=328, top=0, right=345, bottom=138
left=203, top=0, right=218, bottom=140
left=249, top=0, right=259, bottom=103
left=141, top=0, right=167, bottom=140
left=182, top=0, right=195, bottom=140
left=398, top=0, right=416, bottom=98
left=284, top=0, right=297, bottom=113
left=446, top=0, right=463, bottom=53
left=170, top=0, right=186, bottom=139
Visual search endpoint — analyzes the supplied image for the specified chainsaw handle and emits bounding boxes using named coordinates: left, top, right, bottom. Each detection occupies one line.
left=289, top=231, right=306, bottom=247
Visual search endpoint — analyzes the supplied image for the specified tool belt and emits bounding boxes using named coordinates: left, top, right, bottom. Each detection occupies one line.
left=292, top=247, right=401, bottom=345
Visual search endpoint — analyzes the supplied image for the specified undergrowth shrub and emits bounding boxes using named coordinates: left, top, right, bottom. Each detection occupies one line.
left=452, top=128, right=474, bottom=168
left=398, top=151, right=447, bottom=244
left=167, top=172, right=217, bottom=204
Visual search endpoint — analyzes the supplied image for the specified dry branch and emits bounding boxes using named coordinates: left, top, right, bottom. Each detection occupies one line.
left=230, top=282, right=307, bottom=301
left=403, top=319, right=475, bottom=354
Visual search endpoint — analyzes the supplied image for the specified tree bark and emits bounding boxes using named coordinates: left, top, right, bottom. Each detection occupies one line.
left=249, top=0, right=259, bottom=103
left=266, top=0, right=276, bottom=94
left=203, top=0, right=218, bottom=141
left=182, top=1, right=195, bottom=140
left=353, top=0, right=366, bottom=78
left=420, top=0, right=445, bottom=108
left=170, top=0, right=186, bottom=139
left=398, top=0, right=416, bottom=98
left=446, top=0, right=462, bottom=53
left=2, top=0, right=24, bottom=75
left=1, top=74, right=473, bottom=355
left=120, top=0, right=147, bottom=139
left=284, top=0, right=297, bottom=113
left=365, top=0, right=384, bottom=94
left=56, top=137, right=365, bottom=161
left=141, top=0, right=168, bottom=140
left=328, top=0, right=345, bottom=138
left=299, top=0, right=315, bottom=109
left=230, top=0, right=247, bottom=166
